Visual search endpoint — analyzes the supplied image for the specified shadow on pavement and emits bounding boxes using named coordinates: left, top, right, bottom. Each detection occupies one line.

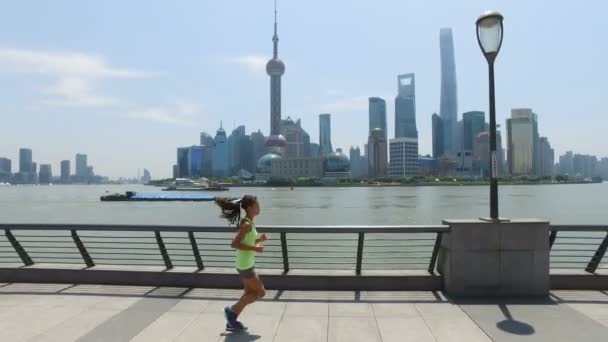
left=221, top=331, right=262, bottom=341
left=496, top=303, right=535, bottom=335
left=0, top=283, right=450, bottom=303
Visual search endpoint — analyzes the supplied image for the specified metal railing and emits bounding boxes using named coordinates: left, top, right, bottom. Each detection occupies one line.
left=0, top=224, right=448, bottom=274
left=550, top=225, right=608, bottom=273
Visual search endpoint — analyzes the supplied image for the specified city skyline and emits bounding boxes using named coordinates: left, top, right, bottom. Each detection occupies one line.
left=0, top=147, right=117, bottom=183
left=1, top=1, right=607, bottom=178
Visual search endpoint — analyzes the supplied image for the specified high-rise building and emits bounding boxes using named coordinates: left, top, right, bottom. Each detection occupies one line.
left=263, top=2, right=287, bottom=157
left=200, top=132, right=215, bottom=146
left=360, top=155, right=369, bottom=177
left=389, top=138, right=419, bottom=177
left=349, top=146, right=368, bottom=178
left=474, top=132, right=490, bottom=176
left=251, top=130, right=267, bottom=163
left=242, top=137, right=254, bottom=174
left=369, top=97, right=387, bottom=137
left=432, top=114, right=444, bottom=158
left=229, top=126, right=254, bottom=175
left=172, top=165, right=178, bottom=179
left=60, top=160, right=70, bottom=183
left=368, top=128, right=388, bottom=178
left=29, top=162, right=38, bottom=184
left=176, top=147, right=189, bottom=178
left=598, top=158, right=608, bottom=179
left=559, top=151, right=574, bottom=175
left=349, top=147, right=361, bottom=177
left=19, top=148, right=33, bottom=174
left=202, top=145, right=213, bottom=177
left=455, top=119, right=464, bottom=154
left=0, top=157, right=11, bottom=182
left=281, top=117, right=311, bottom=158
left=539, top=137, right=554, bottom=177
left=497, top=129, right=505, bottom=176
left=142, top=169, right=152, bottom=184
left=87, top=166, right=94, bottom=180
left=573, top=154, right=598, bottom=178
left=188, top=146, right=205, bottom=178
left=439, top=28, right=458, bottom=154
left=0, top=158, right=10, bottom=173
left=532, top=112, right=541, bottom=177
left=395, top=74, right=418, bottom=139
left=212, top=123, right=230, bottom=178
left=309, top=143, right=319, bottom=158
left=507, top=109, right=537, bottom=176
left=18, top=148, right=33, bottom=183
left=185, top=146, right=212, bottom=178
left=76, top=154, right=88, bottom=178
left=39, top=164, right=52, bottom=184
left=229, top=126, right=244, bottom=174
left=318, top=114, right=333, bottom=156
left=462, top=111, right=485, bottom=151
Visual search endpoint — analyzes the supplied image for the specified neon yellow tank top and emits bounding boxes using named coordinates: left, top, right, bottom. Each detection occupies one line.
left=236, top=217, right=257, bottom=270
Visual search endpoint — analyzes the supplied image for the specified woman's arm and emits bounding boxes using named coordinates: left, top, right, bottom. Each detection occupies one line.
left=255, top=233, right=268, bottom=244
left=231, top=221, right=262, bottom=252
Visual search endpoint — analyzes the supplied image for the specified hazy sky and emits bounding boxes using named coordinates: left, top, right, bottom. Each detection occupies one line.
left=1, top=0, right=607, bottom=178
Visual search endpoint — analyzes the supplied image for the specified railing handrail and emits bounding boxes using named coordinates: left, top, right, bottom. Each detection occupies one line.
left=0, top=223, right=449, bottom=275
left=550, top=225, right=608, bottom=232
left=0, top=223, right=449, bottom=234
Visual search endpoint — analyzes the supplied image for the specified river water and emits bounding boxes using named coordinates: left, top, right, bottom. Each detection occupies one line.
left=0, top=183, right=606, bottom=226
left=0, top=183, right=606, bottom=270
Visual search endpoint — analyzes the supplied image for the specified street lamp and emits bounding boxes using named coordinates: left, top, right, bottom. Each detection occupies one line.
left=476, top=11, right=504, bottom=221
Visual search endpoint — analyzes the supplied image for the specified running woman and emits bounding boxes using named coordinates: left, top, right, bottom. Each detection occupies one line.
left=215, top=195, right=267, bottom=332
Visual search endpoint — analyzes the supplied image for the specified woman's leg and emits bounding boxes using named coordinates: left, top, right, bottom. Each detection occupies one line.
left=232, top=273, right=265, bottom=316
left=253, top=272, right=266, bottom=300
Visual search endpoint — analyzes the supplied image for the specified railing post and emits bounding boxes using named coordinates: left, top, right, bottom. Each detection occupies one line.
left=428, top=232, right=443, bottom=274
left=71, top=230, right=94, bottom=268
left=549, top=230, right=558, bottom=249
left=585, top=232, right=608, bottom=274
left=280, top=232, right=289, bottom=273
left=155, top=231, right=173, bottom=269
left=356, top=232, right=365, bottom=275
left=188, top=232, right=204, bottom=270
left=5, top=229, right=33, bottom=266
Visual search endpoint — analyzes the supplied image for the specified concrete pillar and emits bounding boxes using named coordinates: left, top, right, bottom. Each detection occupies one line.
left=437, top=219, right=549, bottom=297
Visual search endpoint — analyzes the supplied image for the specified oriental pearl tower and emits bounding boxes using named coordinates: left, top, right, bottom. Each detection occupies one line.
left=257, top=0, right=287, bottom=173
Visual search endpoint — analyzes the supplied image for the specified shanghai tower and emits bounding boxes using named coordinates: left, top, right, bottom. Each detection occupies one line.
left=439, top=28, right=458, bottom=154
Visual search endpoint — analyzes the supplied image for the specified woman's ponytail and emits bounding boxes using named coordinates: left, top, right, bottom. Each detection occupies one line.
left=215, top=197, right=242, bottom=224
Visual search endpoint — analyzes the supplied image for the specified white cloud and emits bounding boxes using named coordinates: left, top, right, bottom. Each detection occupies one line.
left=0, top=48, right=153, bottom=78
left=44, top=77, right=119, bottom=107
left=0, top=47, right=156, bottom=107
left=127, top=99, right=201, bottom=126
left=231, top=55, right=267, bottom=74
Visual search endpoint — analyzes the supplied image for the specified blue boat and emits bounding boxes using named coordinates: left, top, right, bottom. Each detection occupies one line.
left=100, top=191, right=215, bottom=202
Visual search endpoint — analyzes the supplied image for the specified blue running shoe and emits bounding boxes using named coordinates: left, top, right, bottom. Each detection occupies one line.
left=224, top=307, right=248, bottom=331
left=224, top=307, right=237, bottom=324
left=226, top=321, right=248, bottom=332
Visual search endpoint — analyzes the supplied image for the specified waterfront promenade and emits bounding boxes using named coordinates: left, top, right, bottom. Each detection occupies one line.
left=1, top=219, right=607, bottom=341
left=1, top=283, right=607, bottom=341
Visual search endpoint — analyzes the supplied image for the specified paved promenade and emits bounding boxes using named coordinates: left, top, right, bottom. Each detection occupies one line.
left=0, top=283, right=607, bottom=341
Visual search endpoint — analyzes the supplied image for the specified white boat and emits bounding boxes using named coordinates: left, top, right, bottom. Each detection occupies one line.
left=173, top=178, right=209, bottom=187
left=163, top=178, right=228, bottom=191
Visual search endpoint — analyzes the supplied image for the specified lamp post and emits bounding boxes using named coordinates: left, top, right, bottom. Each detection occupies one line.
left=476, top=11, right=504, bottom=221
